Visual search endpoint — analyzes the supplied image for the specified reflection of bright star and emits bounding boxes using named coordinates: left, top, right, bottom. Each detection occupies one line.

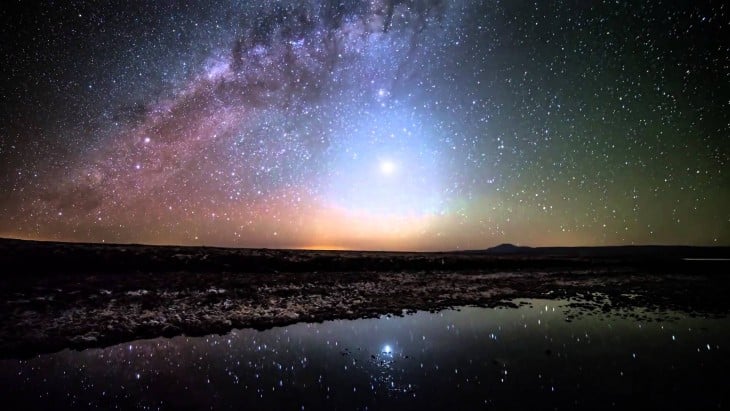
left=382, top=344, right=392, bottom=354
left=379, top=160, right=396, bottom=175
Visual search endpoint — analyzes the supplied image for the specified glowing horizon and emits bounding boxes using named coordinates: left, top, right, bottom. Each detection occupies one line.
left=0, top=1, right=727, bottom=249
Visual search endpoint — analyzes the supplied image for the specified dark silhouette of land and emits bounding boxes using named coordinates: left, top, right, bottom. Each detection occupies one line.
left=1, top=238, right=728, bottom=274
left=1, top=237, right=728, bottom=358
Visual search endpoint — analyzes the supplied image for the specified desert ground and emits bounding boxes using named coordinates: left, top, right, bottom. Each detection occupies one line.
left=1, top=238, right=728, bottom=358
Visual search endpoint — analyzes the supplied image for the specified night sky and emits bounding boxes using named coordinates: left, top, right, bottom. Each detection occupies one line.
left=1, top=0, right=727, bottom=250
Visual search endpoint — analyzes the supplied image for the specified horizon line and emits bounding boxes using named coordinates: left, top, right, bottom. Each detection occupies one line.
left=1, top=236, right=727, bottom=253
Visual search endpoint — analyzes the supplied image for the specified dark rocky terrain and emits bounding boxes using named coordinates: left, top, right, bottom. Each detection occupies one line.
left=1, top=238, right=728, bottom=358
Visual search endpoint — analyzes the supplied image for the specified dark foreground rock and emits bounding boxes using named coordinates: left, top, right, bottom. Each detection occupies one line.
left=1, top=238, right=729, bottom=358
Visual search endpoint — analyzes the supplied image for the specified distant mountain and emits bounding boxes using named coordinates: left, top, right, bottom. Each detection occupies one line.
left=482, top=244, right=730, bottom=259
left=484, top=243, right=533, bottom=254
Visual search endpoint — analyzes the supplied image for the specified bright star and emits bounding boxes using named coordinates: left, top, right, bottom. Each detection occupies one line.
left=379, top=160, right=396, bottom=175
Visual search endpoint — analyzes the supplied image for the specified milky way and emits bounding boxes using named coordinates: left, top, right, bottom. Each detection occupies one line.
left=1, top=0, right=728, bottom=250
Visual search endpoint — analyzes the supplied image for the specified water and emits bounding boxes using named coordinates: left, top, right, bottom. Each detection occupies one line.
left=1, top=299, right=728, bottom=410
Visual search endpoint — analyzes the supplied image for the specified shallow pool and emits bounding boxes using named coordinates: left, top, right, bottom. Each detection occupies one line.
left=1, top=299, right=728, bottom=409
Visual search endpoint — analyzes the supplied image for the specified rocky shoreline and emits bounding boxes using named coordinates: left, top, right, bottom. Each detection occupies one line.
left=1, top=238, right=729, bottom=358
left=2, top=267, right=729, bottom=358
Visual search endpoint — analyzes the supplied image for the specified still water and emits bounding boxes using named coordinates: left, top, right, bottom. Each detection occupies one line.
left=1, top=299, right=728, bottom=410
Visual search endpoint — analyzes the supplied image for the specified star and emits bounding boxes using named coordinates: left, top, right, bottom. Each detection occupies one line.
left=379, top=160, right=396, bottom=176
left=0, top=0, right=725, bottom=250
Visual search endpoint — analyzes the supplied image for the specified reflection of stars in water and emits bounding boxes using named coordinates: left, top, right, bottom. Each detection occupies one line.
left=371, top=341, right=410, bottom=393
left=3, top=301, right=729, bottom=408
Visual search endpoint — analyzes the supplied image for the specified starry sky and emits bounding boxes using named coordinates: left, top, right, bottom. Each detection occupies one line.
left=0, top=0, right=728, bottom=250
